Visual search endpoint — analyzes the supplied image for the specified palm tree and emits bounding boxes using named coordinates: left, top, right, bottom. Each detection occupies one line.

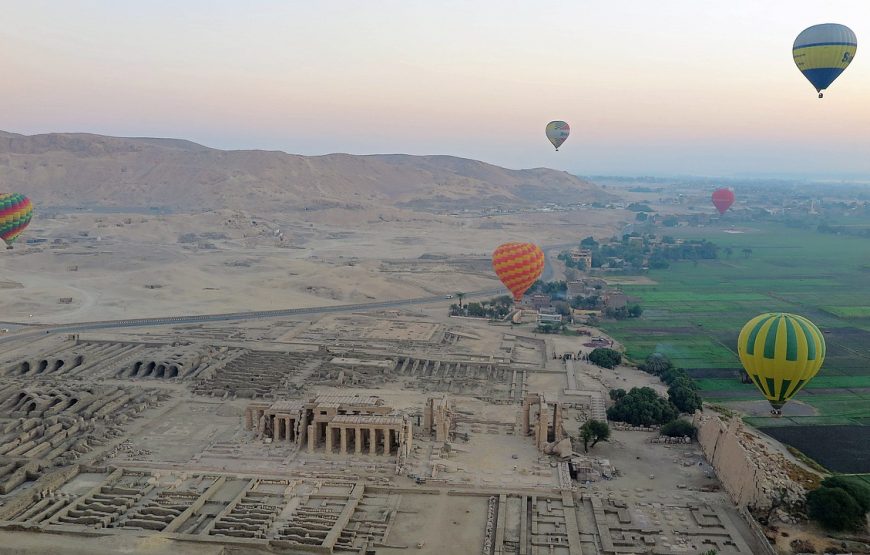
left=456, top=292, right=465, bottom=309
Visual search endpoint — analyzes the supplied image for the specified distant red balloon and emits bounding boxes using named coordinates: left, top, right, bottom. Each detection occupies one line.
left=711, top=188, right=735, bottom=215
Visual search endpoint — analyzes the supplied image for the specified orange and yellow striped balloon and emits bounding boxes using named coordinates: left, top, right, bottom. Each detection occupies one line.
left=492, top=242, right=545, bottom=302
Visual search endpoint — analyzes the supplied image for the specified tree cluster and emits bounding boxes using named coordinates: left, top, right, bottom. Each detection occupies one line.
left=559, top=234, right=719, bottom=274
left=807, top=476, right=870, bottom=531
left=570, top=294, right=602, bottom=310
left=606, top=387, right=679, bottom=426
left=449, top=295, right=513, bottom=319
left=588, top=348, right=621, bottom=369
left=639, top=353, right=703, bottom=414
left=527, top=280, right=567, bottom=297
left=604, top=304, right=643, bottom=320
left=535, top=322, right=565, bottom=334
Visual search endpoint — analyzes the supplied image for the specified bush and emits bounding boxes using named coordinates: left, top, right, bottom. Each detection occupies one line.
left=668, top=384, right=703, bottom=413
left=606, top=387, right=679, bottom=427
left=660, top=419, right=697, bottom=438
left=609, top=388, right=626, bottom=401
left=807, top=486, right=866, bottom=531
left=589, top=348, right=621, bottom=369
left=821, top=476, right=870, bottom=513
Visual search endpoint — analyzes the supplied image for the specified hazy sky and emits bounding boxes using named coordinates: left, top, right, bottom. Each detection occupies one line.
left=3, top=0, right=870, bottom=177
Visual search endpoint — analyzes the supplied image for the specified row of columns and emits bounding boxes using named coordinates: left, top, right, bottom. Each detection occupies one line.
left=246, top=407, right=303, bottom=444
left=309, top=424, right=398, bottom=456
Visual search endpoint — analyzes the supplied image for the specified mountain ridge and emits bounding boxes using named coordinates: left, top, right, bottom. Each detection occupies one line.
left=0, top=131, right=612, bottom=212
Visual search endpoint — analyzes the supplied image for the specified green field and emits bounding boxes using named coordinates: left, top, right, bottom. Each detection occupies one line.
left=599, top=222, right=870, bottom=426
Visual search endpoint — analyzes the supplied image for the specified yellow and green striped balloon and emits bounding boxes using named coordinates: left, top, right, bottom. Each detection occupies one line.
left=737, top=312, right=825, bottom=410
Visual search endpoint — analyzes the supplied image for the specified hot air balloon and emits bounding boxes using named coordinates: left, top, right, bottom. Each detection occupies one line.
left=711, top=188, right=735, bottom=215
left=793, top=23, right=857, bottom=98
left=492, top=242, right=545, bottom=302
left=0, top=193, right=34, bottom=249
left=545, top=121, right=570, bottom=151
left=737, top=312, right=826, bottom=415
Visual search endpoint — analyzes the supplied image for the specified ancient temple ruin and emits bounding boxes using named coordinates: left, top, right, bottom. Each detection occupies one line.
left=245, top=394, right=413, bottom=457
left=422, top=395, right=452, bottom=441
left=522, top=392, right=566, bottom=452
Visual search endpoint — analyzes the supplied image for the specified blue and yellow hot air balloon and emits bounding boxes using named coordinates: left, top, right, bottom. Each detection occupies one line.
left=793, top=23, right=857, bottom=98
left=737, top=313, right=826, bottom=414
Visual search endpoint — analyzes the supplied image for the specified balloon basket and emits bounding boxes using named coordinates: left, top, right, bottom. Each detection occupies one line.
left=769, top=409, right=783, bottom=417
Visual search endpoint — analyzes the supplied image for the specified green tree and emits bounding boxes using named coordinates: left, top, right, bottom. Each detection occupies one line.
left=628, top=304, right=643, bottom=318
left=635, top=212, right=648, bottom=222
left=552, top=301, right=572, bottom=317
left=807, top=486, right=866, bottom=531
left=455, top=292, right=465, bottom=308
left=589, top=348, right=621, bottom=369
left=466, top=302, right=485, bottom=317
left=641, top=353, right=673, bottom=375
left=580, top=419, right=611, bottom=452
left=609, top=388, right=626, bottom=401
left=606, top=387, right=679, bottom=426
left=669, top=384, right=703, bottom=413
left=661, top=419, right=697, bottom=438
left=821, top=476, right=870, bottom=513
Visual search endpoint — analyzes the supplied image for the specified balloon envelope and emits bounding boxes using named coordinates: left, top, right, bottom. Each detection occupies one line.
left=545, top=121, right=570, bottom=150
left=711, top=188, right=735, bottom=215
left=492, top=242, right=545, bottom=302
left=793, top=23, right=857, bottom=94
left=737, top=313, right=825, bottom=410
left=0, top=193, right=33, bottom=247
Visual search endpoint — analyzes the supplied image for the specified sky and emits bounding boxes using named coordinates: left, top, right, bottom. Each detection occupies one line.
left=3, top=0, right=870, bottom=177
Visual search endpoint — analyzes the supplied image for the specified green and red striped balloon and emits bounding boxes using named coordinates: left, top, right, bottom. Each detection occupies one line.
left=0, top=193, right=34, bottom=248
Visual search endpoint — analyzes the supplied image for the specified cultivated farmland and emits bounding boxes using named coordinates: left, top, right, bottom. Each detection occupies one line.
left=599, top=222, right=870, bottom=433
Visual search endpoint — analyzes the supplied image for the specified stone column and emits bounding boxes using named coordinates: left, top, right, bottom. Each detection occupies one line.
left=244, top=408, right=253, bottom=430
left=369, top=428, right=378, bottom=456
left=423, top=399, right=433, bottom=435
left=340, top=426, right=348, bottom=455
left=522, top=397, right=530, bottom=436
left=307, top=424, right=316, bottom=453
left=382, top=428, right=390, bottom=456
left=325, top=424, right=333, bottom=453
left=404, top=420, right=413, bottom=456
left=355, top=427, right=362, bottom=455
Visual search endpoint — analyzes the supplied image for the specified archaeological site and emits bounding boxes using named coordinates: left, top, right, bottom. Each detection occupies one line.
left=0, top=307, right=795, bottom=555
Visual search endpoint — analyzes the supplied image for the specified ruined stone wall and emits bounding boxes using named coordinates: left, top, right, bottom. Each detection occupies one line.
left=693, top=412, right=806, bottom=512
left=0, top=464, right=81, bottom=520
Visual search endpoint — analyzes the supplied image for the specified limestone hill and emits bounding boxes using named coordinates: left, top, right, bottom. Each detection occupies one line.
left=0, top=131, right=612, bottom=212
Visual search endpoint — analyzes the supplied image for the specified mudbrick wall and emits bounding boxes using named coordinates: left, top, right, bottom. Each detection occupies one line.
left=693, top=412, right=809, bottom=513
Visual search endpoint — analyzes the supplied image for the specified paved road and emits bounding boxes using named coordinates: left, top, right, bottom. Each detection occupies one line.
left=0, top=242, right=575, bottom=344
